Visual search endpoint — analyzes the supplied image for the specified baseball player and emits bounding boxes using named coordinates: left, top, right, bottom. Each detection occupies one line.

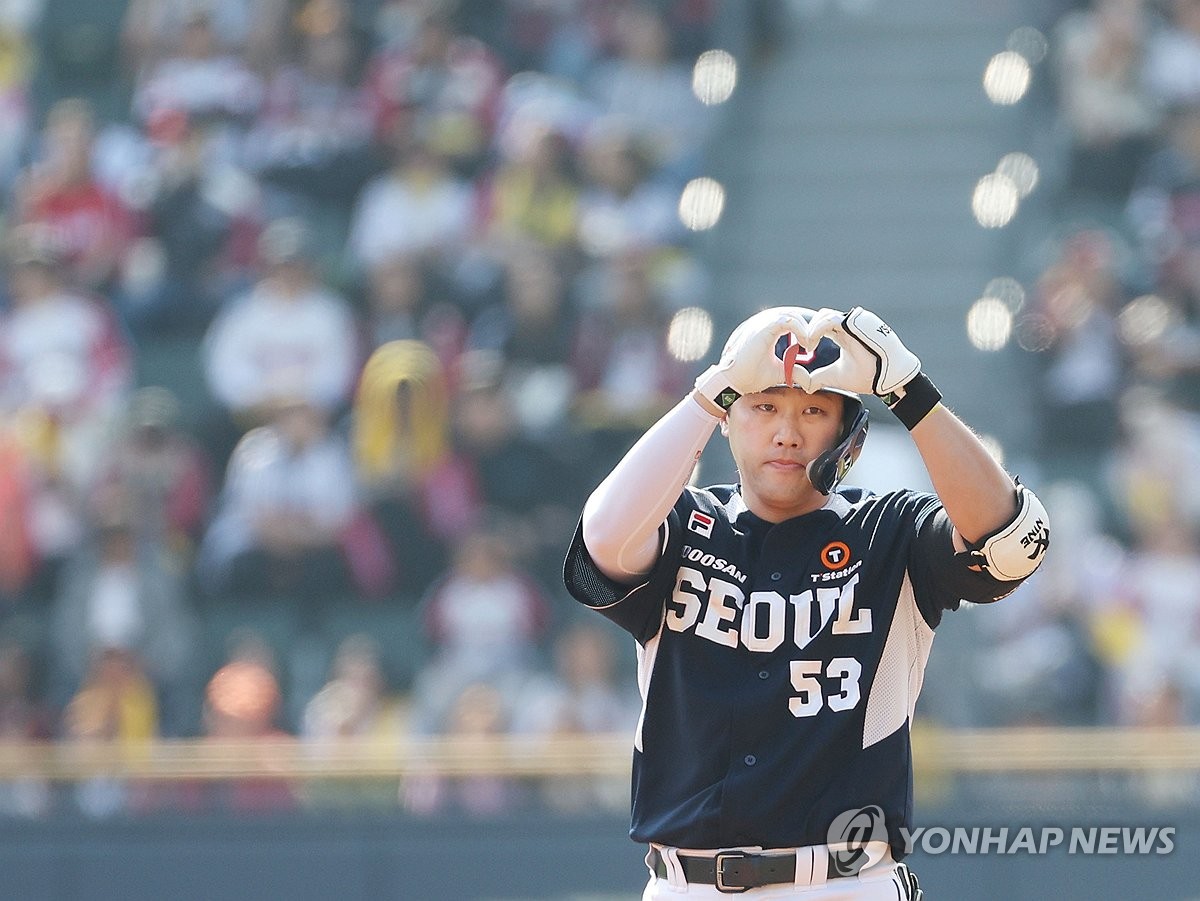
left=563, top=306, right=1049, bottom=898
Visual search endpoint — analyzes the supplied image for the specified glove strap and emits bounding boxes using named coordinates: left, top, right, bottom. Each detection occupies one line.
left=717, top=389, right=740, bottom=410
left=882, top=373, right=941, bottom=430
left=694, top=365, right=742, bottom=411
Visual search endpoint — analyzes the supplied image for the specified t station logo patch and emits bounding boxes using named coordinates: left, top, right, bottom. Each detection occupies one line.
left=820, top=541, right=851, bottom=570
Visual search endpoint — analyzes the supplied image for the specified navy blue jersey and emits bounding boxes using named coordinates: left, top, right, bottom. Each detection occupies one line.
left=563, top=483, right=1022, bottom=858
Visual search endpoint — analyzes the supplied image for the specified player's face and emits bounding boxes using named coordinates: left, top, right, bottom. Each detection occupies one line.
left=724, top=387, right=844, bottom=522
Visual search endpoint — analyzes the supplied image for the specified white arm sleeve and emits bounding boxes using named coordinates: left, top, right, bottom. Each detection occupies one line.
left=581, top=395, right=720, bottom=583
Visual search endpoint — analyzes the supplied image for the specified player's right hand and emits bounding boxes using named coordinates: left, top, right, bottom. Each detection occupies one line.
left=693, top=307, right=813, bottom=412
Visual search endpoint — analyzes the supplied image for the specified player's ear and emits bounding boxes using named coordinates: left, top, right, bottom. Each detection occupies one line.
left=719, top=418, right=730, bottom=437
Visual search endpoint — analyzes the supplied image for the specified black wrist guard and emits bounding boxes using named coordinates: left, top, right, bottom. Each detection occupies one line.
left=882, top=373, right=941, bottom=430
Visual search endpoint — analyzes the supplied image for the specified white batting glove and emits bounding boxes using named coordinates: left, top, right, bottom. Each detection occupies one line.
left=694, top=307, right=813, bottom=412
left=806, top=306, right=920, bottom=395
left=808, top=306, right=942, bottom=430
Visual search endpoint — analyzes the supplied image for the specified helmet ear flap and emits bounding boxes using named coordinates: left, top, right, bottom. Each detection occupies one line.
left=806, top=402, right=868, bottom=495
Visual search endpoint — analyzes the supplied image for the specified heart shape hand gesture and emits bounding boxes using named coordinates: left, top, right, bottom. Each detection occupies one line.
left=694, top=306, right=924, bottom=412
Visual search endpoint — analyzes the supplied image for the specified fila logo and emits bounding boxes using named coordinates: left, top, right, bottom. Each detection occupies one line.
left=688, top=511, right=715, bottom=538
left=820, top=541, right=851, bottom=570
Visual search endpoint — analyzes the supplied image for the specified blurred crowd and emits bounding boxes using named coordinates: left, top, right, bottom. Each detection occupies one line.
left=977, top=0, right=1200, bottom=732
left=0, top=0, right=730, bottom=817
left=6, top=0, right=1200, bottom=821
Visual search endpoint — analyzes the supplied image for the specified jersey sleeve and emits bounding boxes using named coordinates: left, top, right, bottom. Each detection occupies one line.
left=563, top=507, right=684, bottom=645
left=905, top=493, right=1029, bottom=629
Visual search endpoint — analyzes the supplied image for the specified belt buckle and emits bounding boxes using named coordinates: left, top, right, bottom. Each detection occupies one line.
left=714, top=851, right=749, bottom=894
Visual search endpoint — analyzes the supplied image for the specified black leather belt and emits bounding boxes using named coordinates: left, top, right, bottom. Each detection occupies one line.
left=651, top=847, right=866, bottom=893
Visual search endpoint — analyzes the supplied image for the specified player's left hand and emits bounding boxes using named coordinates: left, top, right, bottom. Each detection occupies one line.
left=805, top=306, right=922, bottom=398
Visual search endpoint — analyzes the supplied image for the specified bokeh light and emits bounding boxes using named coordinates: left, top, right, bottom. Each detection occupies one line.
left=1015, top=313, right=1056, bottom=352
left=967, top=297, right=1013, bottom=351
left=1117, top=295, right=1176, bottom=347
left=692, top=49, right=738, bottom=105
left=667, top=306, right=715, bottom=361
left=1006, top=26, right=1048, bottom=65
left=983, top=51, right=1031, bottom=105
left=972, top=173, right=1019, bottom=228
left=996, top=152, right=1039, bottom=198
left=982, top=276, right=1026, bottom=312
left=679, top=176, right=726, bottom=231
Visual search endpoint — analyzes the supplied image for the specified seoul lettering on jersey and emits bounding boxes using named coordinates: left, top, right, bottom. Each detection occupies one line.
left=666, top=569, right=871, bottom=652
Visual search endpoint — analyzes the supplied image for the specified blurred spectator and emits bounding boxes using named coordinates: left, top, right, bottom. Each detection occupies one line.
left=513, top=621, right=638, bottom=811
left=492, top=69, right=595, bottom=166
left=353, top=340, right=476, bottom=594
left=1108, top=385, right=1200, bottom=543
left=0, top=639, right=51, bottom=817
left=361, top=252, right=466, bottom=370
left=1052, top=0, right=1161, bottom=206
left=575, top=128, right=683, bottom=259
left=346, top=130, right=476, bottom=281
left=1020, top=228, right=1130, bottom=484
left=198, top=398, right=365, bottom=603
left=121, top=0, right=288, bottom=72
left=90, top=386, right=213, bottom=560
left=403, top=679, right=522, bottom=817
left=481, top=124, right=582, bottom=254
left=584, top=3, right=709, bottom=175
left=361, top=9, right=505, bottom=173
left=245, top=21, right=377, bottom=215
left=202, top=639, right=296, bottom=811
left=514, top=620, right=638, bottom=737
left=493, top=0, right=607, bottom=80
left=1105, top=395, right=1200, bottom=730
left=62, top=646, right=159, bottom=818
left=571, top=251, right=692, bottom=432
left=0, top=7, right=33, bottom=192
left=202, top=217, right=360, bottom=429
left=973, top=576, right=1105, bottom=726
left=303, top=633, right=404, bottom=741
left=466, top=244, right=578, bottom=436
left=62, top=646, right=159, bottom=741
left=1128, top=106, right=1200, bottom=307
left=0, top=224, right=132, bottom=491
left=13, top=97, right=137, bottom=293
left=500, top=0, right=718, bottom=84
left=49, top=512, right=200, bottom=737
left=1143, top=0, right=1200, bottom=110
left=1106, top=392, right=1200, bottom=722
left=302, top=632, right=406, bottom=808
left=0, top=426, right=40, bottom=602
left=450, top=362, right=580, bottom=580
left=131, top=9, right=264, bottom=132
left=409, top=524, right=550, bottom=736
left=119, top=110, right=264, bottom=335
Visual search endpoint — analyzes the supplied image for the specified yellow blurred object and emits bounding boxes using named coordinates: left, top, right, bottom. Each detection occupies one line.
left=64, top=650, right=159, bottom=744
left=9, top=407, right=59, bottom=471
left=353, top=340, right=449, bottom=481
left=1090, top=605, right=1143, bottom=666
left=0, top=29, right=32, bottom=89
